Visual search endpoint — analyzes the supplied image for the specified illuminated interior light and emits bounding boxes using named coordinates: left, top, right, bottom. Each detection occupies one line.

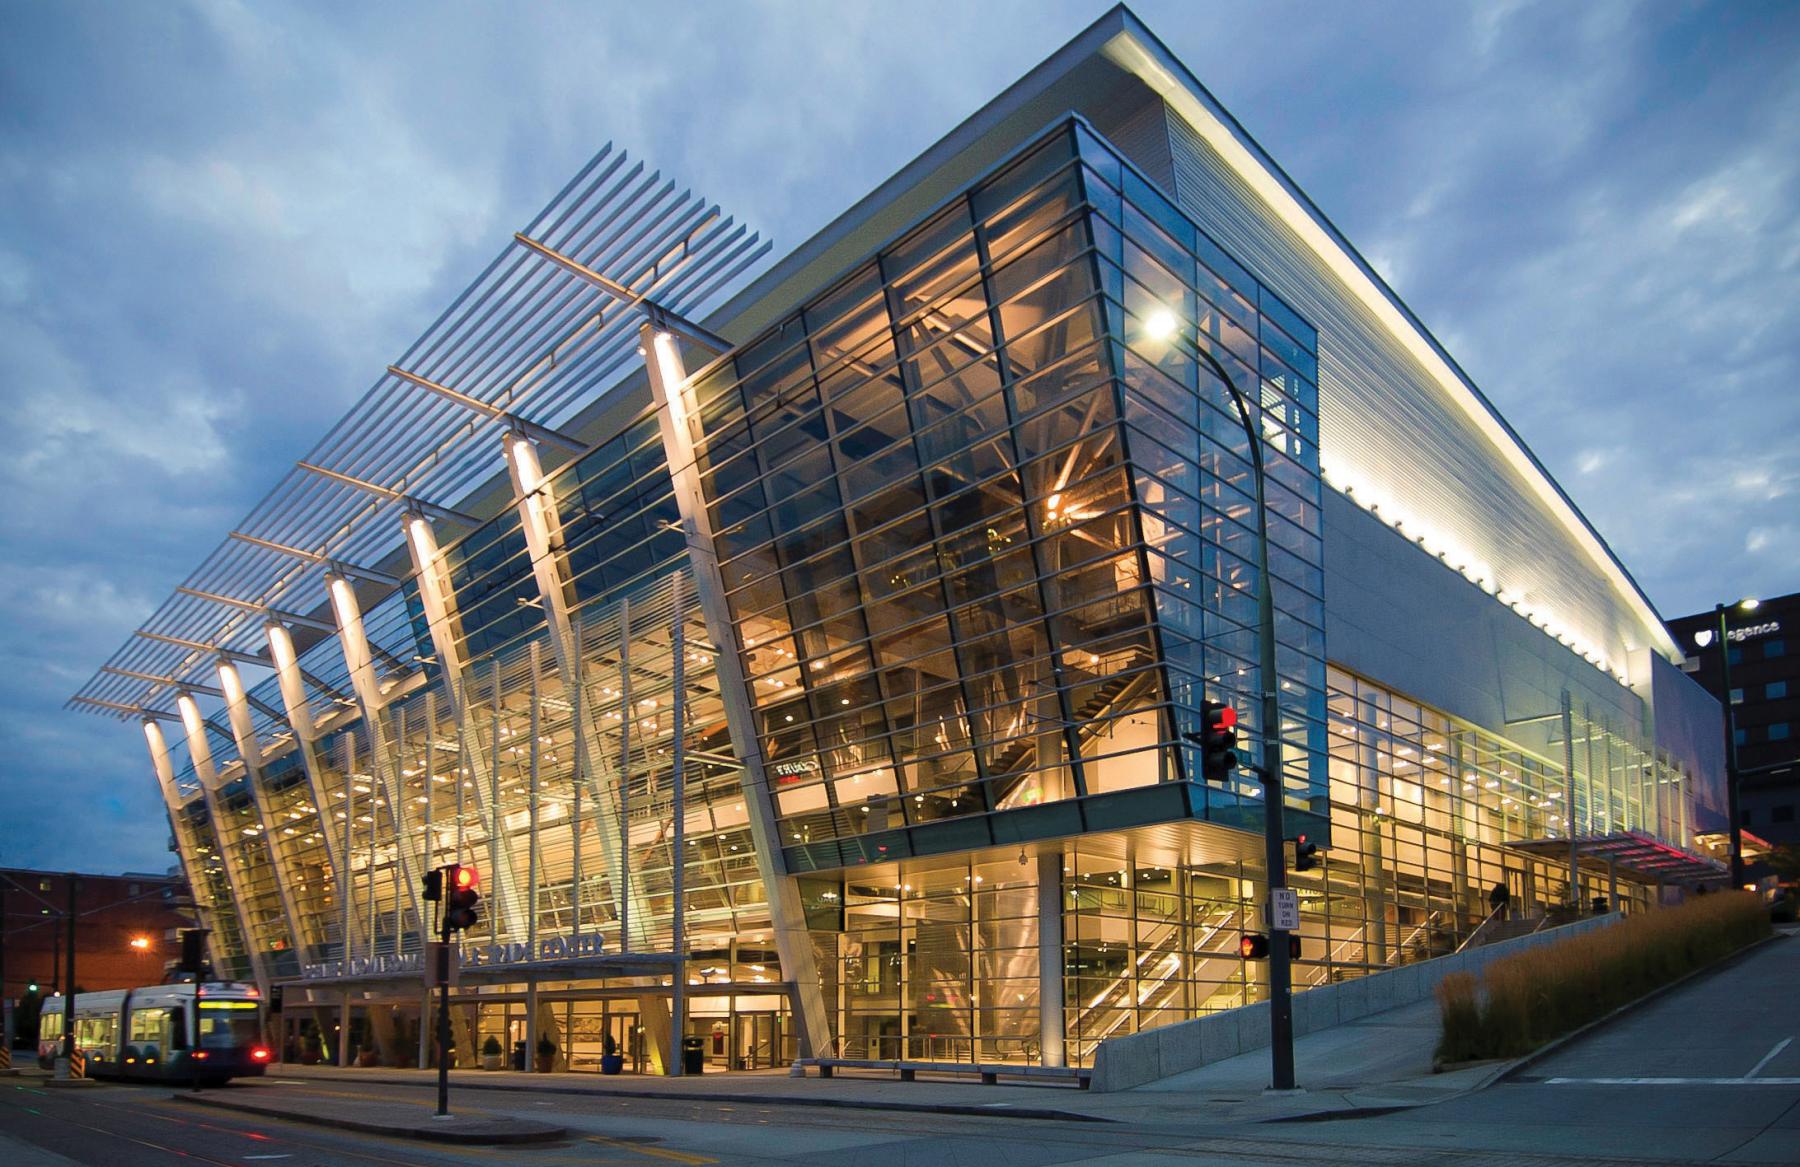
left=1142, top=306, right=1180, bottom=341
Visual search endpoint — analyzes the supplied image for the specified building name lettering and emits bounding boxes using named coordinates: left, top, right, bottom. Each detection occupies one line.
left=462, top=933, right=606, bottom=967
left=1729, top=621, right=1781, bottom=643
left=301, top=933, right=605, bottom=980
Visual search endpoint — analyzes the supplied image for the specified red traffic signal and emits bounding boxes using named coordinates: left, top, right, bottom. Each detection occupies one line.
left=443, top=864, right=482, bottom=932
left=1239, top=932, right=1301, bottom=960
left=1292, top=834, right=1320, bottom=872
left=1183, top=699, right=1240, bottom=783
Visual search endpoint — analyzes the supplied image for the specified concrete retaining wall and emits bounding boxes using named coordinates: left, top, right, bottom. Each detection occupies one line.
left=1088, top=913, right=1620, bottom=1092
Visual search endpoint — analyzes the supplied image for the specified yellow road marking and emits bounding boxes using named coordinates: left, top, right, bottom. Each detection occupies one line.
left=587, top=1133, right=716, bottom=1164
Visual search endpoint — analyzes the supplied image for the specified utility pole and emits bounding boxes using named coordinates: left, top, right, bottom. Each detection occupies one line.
left=61, top=874, right=76, bottom=1077
left=1, top=877, right=10, bottom=1059
left=436, top=881, right=451, bottom=1118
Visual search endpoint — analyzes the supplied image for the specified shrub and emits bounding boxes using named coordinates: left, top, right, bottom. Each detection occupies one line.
left=1436, top=892, right=1769, bottom=1063
left=1434, top=972, right=1483, bottom=1064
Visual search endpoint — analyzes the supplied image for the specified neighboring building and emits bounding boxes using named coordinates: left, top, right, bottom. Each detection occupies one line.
left=69, top=6, right=1729, bottom=1076
left=1668, top=591, right=1800, bottom=847
left=2, top=868, right=192, bottom=1012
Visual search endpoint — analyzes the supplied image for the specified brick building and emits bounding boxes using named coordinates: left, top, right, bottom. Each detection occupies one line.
left=2, top=868, right=193, bottom=1009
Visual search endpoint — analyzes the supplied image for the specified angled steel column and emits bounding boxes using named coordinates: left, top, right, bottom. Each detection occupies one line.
left=217, top=660, right=311, bottom=964
left=142, top=717, right=223, bottom=965
left=177, top=692, right=273, bottom=993
left=404, top=512, right=529, bottom=937
left=642, top=323, right=832, bottom=1059
left=502, top=434, right=650, bottom=948
left=324, top=575, right=426, bottom=936
left=265, top=621, right=362, bottom=954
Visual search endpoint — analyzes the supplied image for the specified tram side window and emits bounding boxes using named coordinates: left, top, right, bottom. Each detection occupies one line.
left=76, top=1015, right=117, bottom=1050
left=40, top=1013, right=62, bottom=1040
left=130, top=1006, right=177, bottom=1055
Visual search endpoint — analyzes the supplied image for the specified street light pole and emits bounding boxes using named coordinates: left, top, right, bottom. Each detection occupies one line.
left=1194, top=346, right=1296, bottom=1092
left=1715, top=599, right=1758, bottom=888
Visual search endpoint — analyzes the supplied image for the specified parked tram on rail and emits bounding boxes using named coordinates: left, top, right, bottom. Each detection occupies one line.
left=38, top=982, right=271, bottom=1084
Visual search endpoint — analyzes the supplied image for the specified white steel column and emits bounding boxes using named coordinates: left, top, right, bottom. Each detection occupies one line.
left=217, top=660, right=311, bottom=962
left=142, top=718, right=223, bottom=967
left=1036, top=851, right=1065, bottom=1067
left=404, top=513, right=529, bottom=937
left=178, top=692, right=273, bottom=993
left=643, top=323, right=832, bottom=1059
left=503, top=434, right=651, bottom=948
left=325, top=574, right=427, bottom=933
left=266, top=621, right=362, bottom=953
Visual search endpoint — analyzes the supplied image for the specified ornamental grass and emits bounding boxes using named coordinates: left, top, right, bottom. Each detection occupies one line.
left=1435, top=891, right=1770, bottom=1062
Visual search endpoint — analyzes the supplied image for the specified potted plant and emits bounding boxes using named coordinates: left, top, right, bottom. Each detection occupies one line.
left=480, top=1035, right=503, bottom=1071
left=599, top=1033, right=623, bottom=1076
left=536, top=1035, right=557, bottom=1073
left=300, top=1037, right=322, bottom=1065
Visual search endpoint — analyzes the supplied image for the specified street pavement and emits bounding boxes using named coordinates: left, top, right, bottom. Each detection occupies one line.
left=2, top=929, right=1793, bottom=1165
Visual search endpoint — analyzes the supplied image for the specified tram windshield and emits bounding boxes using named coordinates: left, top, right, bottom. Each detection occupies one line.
left=197, top=1002, right=261, bottom=1048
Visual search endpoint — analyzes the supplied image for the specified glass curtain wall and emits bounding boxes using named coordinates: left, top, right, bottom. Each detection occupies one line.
left=1084, top=119, right=1329, bottom=822
left=681, top=119, right=1326, bottom=877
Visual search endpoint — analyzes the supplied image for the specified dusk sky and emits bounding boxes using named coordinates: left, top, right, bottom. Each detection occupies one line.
left=2, top=0, right=1796, bottom=875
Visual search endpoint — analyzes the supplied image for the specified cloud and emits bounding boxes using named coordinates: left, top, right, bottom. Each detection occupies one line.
left=0, top=0, right=1797, bottom=876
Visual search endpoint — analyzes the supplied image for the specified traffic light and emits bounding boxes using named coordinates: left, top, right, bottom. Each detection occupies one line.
left=444, top=865, right=481, bottom=932
left=1239, top=933, right=1300, bottom=959
left=422, top=868, right=444, bottom=902
left=1292, top=834, right=1320, bottom=872
left=177, top=928, right=209, bottom=975
left=1198, top=700, right=1239, bottom=783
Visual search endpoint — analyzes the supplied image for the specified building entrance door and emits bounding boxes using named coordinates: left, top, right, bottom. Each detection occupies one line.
left=733, top=1012, right=780, bottom=1070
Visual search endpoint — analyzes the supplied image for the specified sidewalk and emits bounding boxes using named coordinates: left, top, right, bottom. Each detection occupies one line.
left=176, top=1090, right=567, bottom=1144
left=265, top=996, right=1480, bottom=1128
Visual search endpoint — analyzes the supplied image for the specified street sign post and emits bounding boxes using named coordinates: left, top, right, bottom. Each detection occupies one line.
left=1269, top=888, right=1300, bottom=933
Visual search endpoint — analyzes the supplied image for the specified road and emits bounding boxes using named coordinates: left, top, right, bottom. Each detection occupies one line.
left=1257, top=930, right=1800, bottom=1165
left=2, top=933, right=1794, bottom=1166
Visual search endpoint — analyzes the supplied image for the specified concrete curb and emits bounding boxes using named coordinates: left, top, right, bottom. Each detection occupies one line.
left=175, top=1092, right=568, bottom=1144
left=1500, top=928, right=1787, bottom=1083
left=266, top=1069, right=1111, bottom=1123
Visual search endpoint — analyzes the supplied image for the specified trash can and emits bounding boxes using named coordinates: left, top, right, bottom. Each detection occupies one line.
left=512, top=1040, right=529, bottom=1072
left=680, top=1036, right=705, bottom=1075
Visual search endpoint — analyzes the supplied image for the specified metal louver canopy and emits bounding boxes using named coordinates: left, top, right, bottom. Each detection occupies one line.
left=69, top=142, right=769, bottom=724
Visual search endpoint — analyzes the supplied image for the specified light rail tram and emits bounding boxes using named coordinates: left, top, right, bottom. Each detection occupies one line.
left=37, top=981, right=271, bottom=1084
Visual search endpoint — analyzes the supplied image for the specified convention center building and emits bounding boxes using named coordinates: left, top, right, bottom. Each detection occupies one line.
left=72, top=6, right=1729, bottom=1076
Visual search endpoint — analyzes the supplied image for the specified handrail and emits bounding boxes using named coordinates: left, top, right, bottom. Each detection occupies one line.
left=1454, top=903, right=1507, bottom=955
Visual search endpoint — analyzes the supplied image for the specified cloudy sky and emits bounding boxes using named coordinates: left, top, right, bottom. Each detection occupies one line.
left=2, top=0, right=1796, bottom=874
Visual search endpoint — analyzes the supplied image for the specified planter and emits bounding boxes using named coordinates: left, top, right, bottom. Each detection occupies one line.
left=356, top=1050, right=380, bottom=1067
left=480, top=1053, right=503, bottom=1071
left=599, top=1054, right=624, bottom=1075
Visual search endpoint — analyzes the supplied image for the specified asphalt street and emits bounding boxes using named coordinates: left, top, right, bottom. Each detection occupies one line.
left=2, top=933, right=1794, bottom=1166
left=1253, top=931, right=1800, bottom=1165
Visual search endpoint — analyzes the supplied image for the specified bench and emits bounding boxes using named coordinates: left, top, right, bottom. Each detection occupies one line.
left=796, top=1058, right=1091, bottom=1088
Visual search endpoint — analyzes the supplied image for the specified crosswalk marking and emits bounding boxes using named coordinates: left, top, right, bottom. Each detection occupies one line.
left=1547, top=1076, right=1800, bottom=1085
